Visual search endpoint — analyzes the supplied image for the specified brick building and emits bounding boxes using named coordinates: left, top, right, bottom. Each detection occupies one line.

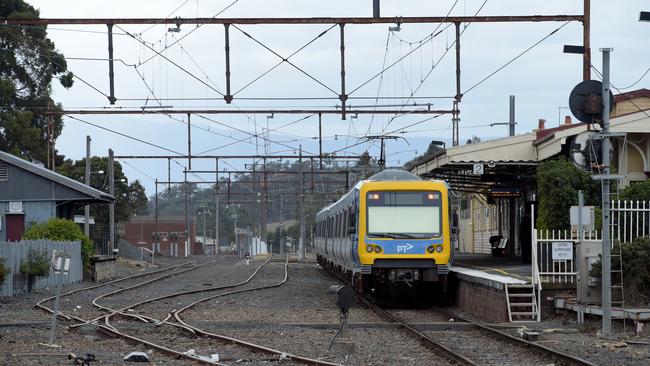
left=124, top=216, right=201, bottom=257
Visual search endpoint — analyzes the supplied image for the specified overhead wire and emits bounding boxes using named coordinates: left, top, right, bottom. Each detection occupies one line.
left=66, top=115, right=184, bottom=155
left=119, top=159, right=156, bottom=181
left=463, top=21, right=571, bottom=95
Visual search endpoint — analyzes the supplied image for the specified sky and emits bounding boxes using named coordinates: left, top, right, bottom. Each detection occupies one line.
left=23, top=0, right=650, bottom=195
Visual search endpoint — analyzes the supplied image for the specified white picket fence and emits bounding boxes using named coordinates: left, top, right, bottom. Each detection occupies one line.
left=0, top=240, right=82, bottom=297
left=533, top=200, right=649, bottom=286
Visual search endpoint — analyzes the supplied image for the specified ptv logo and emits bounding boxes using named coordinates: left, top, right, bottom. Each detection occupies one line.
left=396, top=243, right=414, bottom=253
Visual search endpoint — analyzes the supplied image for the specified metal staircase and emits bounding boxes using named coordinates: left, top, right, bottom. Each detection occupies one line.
left=505, top=283, right=539, bottom=322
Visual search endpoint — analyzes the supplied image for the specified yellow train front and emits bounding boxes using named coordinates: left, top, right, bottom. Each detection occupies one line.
left=315, top=170, right=451, bottom=296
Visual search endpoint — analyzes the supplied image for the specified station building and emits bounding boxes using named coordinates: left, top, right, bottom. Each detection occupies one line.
left=0, top=151, right=114, bottom=241
left=410, top=88, right=650, bottom=258
left=123, top=216, right=200, bottom=257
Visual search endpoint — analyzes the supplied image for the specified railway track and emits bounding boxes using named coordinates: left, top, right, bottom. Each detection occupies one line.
left=357, top=296, right=596, bottom=366
left=37, top=255, right=342, bottom=366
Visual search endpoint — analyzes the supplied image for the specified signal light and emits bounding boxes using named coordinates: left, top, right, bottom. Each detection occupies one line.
left=427, top=193, right=435, bottom=200
left=366, top=245, right=374, bottom=253
left=373, top=245, right=382, bottom=253
left=369, top=193, right=380, bottom=200
left=435, top=245, right=444, bottom=253
left=427, top=246, right=435, bottom=253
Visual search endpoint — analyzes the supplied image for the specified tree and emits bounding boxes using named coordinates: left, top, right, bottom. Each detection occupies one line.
left=0, top=1, right=74, bottom=163
left=620, top=180, right=650, bottom=202
left=57, top=156, right=147, bottom=223
left=404, top=141, right=445, bottom=170
left=536, top=158, right=599, bottom=230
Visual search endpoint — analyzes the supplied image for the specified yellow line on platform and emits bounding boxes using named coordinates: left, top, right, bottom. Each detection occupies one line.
left=462, top=264, right=532, bottom=281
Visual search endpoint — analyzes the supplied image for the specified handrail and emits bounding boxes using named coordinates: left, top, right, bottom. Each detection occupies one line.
left=140, top=247, right=155, bottom=265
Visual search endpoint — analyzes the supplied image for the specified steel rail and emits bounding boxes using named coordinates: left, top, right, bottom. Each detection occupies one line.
left=172, top=256, right=344, bottom=366
left=71, top=261, right=214, bottom=328
left=431, top=307, right=596, bottom=366
left=35, top=261, right=232, bottom=366
left=1, top=15, right=584, bottom=25
left=356, top=296, right=478, bottom=366
left=35, top=260, right=199, bottom=320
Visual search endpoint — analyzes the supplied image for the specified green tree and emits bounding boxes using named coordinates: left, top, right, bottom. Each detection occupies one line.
left=23, top=218, right=94, bottom=270
left=536, top=158, right=599, bottom=230
left=0, top=1, right=74, bottom=163
left=620, top=180, right=650, bottom=202
left=57, top=156, right=148, bottom=223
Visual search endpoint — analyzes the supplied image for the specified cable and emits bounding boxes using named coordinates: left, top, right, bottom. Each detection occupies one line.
left=232, top=24, right=339, bottom=96
left=138, top=0, right=193, bottom=36
left=119, top=159, right=156, bottom=181
left=66, top=116, right=185, bottom=155
left=591, top=65, right=650, bottom=120
left=463, top=21, right=571, bottom=95
left=233, top=24, right=338, bottom=96
left=616, top=66, right=650, bottom=90
left=117, top=25, right=225, bottom=96
left=137, top=0, right=241, bottom=66
left=348, top=0, right=460, bottom=96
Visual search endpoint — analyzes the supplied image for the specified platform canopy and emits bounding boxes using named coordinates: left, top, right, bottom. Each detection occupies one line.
left=409, top=133, right=538, bottom=194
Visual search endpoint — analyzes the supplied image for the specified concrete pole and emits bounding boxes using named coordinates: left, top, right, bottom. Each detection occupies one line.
left=108, top=149, right=115, bottom=256
left=509, top=96, right=516, bottom=137
left=601, top=48, right=612, bottom=336
left=84, top=136, right=91, bottom=237
left=577, top=190, right=585, bottom=324
left=299, top=145, right=305, bottom=260
left=185, top=169, right=190, bottom=257
left=215, top=158, right=220, bottom=256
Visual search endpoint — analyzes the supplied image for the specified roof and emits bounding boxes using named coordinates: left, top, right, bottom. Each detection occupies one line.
left=367, top=169, right=421, bottom=181
left=614, top=88, right=650, bottom=103
left=127, top=216, right=195, bottom=224
left=0, top=150, right=114, bottom=203
left=411, top=132, right=538, bottom=176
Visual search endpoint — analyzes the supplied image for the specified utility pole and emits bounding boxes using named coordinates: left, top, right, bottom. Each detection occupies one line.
left=509, top=95, right=516, bottom=137
left=184, top=168, right=191, bottom=257
left=299, top=145, right=305, bottom=259
left=215, top=158, right=220, bottom=255
left=84, top=136, right=91, bottom=237
left=600, top=48, right=613, bottom=337
left=108, top=149, right=115, bottom=256
left=47, top=102, right=55, bottom=170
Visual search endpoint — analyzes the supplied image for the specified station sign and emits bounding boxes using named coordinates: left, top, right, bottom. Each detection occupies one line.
left=488, top=187, right=521, bottom=198
left=552, top=241, right=573, bottom=260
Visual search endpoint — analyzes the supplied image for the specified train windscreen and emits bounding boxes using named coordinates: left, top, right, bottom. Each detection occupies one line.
left=366, top=191, right=441, bottom=238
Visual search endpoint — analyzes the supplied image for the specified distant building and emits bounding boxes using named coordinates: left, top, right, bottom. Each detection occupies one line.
left=0, top=151, right=114, bottom=241
left=123, top=216, right=200, bottom=257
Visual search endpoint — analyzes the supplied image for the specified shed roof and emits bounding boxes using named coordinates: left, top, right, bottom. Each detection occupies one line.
left=0, top=150, right=114, bottom=203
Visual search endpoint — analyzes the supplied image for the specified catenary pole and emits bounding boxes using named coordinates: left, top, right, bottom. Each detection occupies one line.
left=600, top=48, right=612, bottom=336
left=84, top=135, right=91, bottom=237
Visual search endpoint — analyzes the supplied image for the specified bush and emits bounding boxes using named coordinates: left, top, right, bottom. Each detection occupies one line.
left=590, top=237, right=650, bottom=305
left=536, top=158, right=599, bottom=230
left=0, top=258, right=6, bottom=287
left=620, top=180, right=650, bottom=202
left=19, top=249, right=50, bottom=292
left=23, top=218, right=94, bottom=269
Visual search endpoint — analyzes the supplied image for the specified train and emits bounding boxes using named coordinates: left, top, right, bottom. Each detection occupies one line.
left=314, top=169, right=452, bottom=296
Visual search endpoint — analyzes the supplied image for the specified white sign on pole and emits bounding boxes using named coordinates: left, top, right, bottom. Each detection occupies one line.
left=472, top=163, right=484, bottom=175
left=552, top=241, right=573, bottom=260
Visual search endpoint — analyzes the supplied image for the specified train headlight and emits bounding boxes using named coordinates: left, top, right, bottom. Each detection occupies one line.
left=435, top=245, right=444, bottom=253
left=373, top=245, right=382, bottom=253
left=366, top=245, right=374, bottom=253
left=427, top=246, right=435, bottom=253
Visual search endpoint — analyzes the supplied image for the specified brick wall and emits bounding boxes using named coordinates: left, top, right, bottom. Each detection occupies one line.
left=455, top=280, right=509, bottom=323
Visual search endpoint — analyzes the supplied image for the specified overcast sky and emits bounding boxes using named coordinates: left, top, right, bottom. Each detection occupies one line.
left=25, top=0, right=650, bottom=195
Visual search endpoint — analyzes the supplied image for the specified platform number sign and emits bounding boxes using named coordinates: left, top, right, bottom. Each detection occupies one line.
left=472, top=163, right=484, bottom=175
left=552, top=242, right=573, bottom=260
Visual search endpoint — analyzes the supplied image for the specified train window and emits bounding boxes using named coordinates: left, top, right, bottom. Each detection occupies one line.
left=366, top=190, right=443, bottom=238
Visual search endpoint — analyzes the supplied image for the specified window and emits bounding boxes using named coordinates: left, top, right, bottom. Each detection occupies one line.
left=366, top=191, right=442, bottom=238
left=0, top=162, right=7, bottom=182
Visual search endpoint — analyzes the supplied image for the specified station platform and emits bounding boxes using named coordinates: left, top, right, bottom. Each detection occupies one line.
left=450, top=253, right=532, bottom=287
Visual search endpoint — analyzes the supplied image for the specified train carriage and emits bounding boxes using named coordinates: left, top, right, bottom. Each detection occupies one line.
left=315, top=170, right=452, bottom=295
